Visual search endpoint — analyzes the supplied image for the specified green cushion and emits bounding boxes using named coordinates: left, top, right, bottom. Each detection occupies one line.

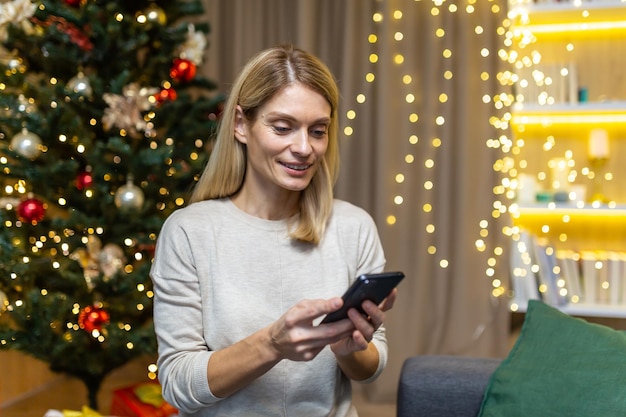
left=478, top=300, right=626, bottom=417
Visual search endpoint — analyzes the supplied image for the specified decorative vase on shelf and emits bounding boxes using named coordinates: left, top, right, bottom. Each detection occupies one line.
left=587, top=128, right=610, bottom=204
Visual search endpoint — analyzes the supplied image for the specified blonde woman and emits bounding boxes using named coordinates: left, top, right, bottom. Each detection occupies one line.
left=151, top=44, right=396, bottom=416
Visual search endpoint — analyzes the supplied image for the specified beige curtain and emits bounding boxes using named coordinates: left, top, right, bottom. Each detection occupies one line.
left=201, top=0, right=510, bottom=402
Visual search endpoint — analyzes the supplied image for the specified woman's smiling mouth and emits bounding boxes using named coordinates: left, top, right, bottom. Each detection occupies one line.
left=280, top=162, right=312, bottom=171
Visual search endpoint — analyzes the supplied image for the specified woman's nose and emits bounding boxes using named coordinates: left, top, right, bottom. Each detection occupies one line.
left=292, top=129, right=313, bottom=155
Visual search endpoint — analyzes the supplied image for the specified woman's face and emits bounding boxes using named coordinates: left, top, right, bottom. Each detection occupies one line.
left=234, top=83, right=331, bottom=196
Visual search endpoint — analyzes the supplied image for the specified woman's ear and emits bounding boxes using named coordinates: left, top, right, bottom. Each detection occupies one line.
left=234, top=105, right=248, bottom=144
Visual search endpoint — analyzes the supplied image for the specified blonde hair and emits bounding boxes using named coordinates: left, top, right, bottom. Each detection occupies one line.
left=190, top=45, right=340, bottom=244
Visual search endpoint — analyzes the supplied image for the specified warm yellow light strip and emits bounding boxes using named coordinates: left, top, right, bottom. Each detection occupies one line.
left=510, top=3, right=626, bottom=36
left=510, top=206, right=626, bottom=243
left=510, top=102, right=626, bottom=127
left=511, top=205, right=626, bottom=219
left=512, top=112, right=626, bottom=126
left=516, top=20, right=626, bottom=34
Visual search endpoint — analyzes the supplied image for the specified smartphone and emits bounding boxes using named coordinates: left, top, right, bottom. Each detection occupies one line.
left=320, top=271, right=405, bottom=324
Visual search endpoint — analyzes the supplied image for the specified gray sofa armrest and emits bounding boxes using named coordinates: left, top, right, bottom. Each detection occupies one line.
left=397, top=355, right=501, bottom=417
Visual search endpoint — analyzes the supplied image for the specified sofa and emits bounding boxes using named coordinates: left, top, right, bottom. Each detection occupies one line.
left=396, top=301, right=626, bottom=417
left=396, top=355, right=501, bottom=417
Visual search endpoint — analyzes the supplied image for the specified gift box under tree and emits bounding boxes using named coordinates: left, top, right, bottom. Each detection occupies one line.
left=110, top=382, right=177, bottom=417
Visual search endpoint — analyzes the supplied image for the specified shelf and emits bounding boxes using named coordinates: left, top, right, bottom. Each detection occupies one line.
left=512, top=202, right=626, bottom=214
left=511, top=102, right=626, bottom=131
left=511, top=301, right=626, bottom=319
left=509, top=1, right=626, bottom=38
left=510, top=203, right=626, bottom=251
left=511, top=203, right=626, bottom=228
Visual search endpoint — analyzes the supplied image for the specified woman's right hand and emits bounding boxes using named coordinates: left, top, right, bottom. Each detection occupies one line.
left=267, top=298, right=355, bottom=362
left=208, top=297, right=354, bottom=398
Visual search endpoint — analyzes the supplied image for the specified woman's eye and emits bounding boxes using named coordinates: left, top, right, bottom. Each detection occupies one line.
left=311, top=128, right=327, bottom=138
left=272, top=125, right=291, bottom=134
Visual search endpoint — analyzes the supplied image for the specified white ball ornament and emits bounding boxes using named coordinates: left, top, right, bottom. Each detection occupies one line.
left=114, top=179, right=145, bottom=211
left=67, top=72, right=93, bottom=97
left=11, top=128, right=42, bottom=159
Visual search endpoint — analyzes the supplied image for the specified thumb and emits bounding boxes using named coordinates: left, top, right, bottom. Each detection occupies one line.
left=326, top=297, right=343, bottom=313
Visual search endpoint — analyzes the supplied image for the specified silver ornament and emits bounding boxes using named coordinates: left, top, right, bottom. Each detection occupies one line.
left=10, top=128, right=42, bottom=159
left=67, top=72, right=93, bottom=97
left=114, top=179, right=145, bottom=211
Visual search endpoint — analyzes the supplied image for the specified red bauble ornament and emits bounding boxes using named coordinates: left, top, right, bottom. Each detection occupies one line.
left=153, top=87, right=177, bottom=105
left=78, top=305, right=110, bottom=333
left=76, top=171, right=94, bottom=190
left=137, top=243, right=156, bottom=257
left=17, top=198, right=46, bottom=223
left=169, top=58, right=196, bottom=82
left=64, top=0, right=85, bottom=7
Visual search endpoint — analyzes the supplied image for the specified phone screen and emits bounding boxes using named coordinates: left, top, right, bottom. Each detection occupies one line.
left=320, top=271, right=404, bottom=324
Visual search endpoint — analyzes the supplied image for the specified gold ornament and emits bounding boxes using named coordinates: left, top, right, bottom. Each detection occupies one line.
left=102, top=83, right=157, bottom=138
left=136, top=3, right=167, bottom=27
left=70, top=236, right=127, bottom=290
left=99, top=243, right=126, bottom=278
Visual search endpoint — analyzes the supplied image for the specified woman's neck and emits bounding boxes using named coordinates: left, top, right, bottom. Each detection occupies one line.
left=230, top=188, right=300, bottom=220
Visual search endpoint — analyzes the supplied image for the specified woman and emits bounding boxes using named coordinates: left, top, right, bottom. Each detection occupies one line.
left=151, top=44, right=396, bottom=416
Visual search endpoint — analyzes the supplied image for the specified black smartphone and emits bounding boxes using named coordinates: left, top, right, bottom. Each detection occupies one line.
left=320, top=271, right=405, bottom=324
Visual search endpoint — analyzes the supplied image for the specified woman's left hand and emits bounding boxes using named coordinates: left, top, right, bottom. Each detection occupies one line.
left=329, top=288, right=397, bottom=356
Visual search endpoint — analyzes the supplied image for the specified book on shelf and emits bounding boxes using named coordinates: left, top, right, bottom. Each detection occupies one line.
left=556, top=249, right=582, bottom=303
left=596, top=252, right=611, bottom=305
left=514, top=62, right=577, bottom=106
left=532, top=236, right=568, bottom=307
left=607, top=252, right=622, bottom=305
left=509, top=231, right=541, bottom=305
left=580, top=251, right=598, bottom=304
left=510, top=232, right=626, bottom=310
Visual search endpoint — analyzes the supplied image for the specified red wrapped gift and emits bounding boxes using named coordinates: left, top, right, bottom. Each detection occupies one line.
left=110, top=382, right=177, bottom=417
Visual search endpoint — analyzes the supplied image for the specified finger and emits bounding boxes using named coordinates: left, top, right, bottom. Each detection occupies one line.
left=379, top=288, right=398, bottom=311
left=347, top=308, right=376, bottom=342
left=290, top=298, right=344, bottom=325
left=349, top=329, right=370, bottom=350
left=360, top=301, right=386, bottom=330
left=317, top=297, right=344, bottom=318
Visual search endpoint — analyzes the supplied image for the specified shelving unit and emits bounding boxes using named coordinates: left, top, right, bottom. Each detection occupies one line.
left=506, top=0, right=626, bottom=318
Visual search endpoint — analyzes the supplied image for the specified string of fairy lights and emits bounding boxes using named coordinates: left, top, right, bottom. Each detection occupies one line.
left=342, top=0, right=509, bottom=301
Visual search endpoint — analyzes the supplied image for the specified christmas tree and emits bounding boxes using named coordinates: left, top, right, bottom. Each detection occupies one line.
left=0, top=0, right=221, bottom=410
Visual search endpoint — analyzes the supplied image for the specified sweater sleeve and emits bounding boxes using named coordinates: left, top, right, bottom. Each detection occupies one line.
left=358, top=211, right=389, bottom=384
left=335, top=200, right=389, bottom=383
left=150, top=211, right=219, bottom=412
